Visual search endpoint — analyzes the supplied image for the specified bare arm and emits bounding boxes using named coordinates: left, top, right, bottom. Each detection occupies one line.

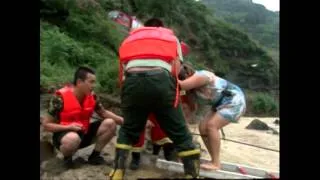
left=42, top=114, right=71, bottom=132
left=178, top=73, right=209, bottom=91
left=42, top=95, right=79, bottom=132
left=94, top=95, right=124, bottom=125
left=104, top=110, right=124, bottom=125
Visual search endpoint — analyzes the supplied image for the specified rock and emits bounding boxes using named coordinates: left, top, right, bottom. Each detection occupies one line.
left=245, top=119, right=270, bottom=130
left=273, top=119, right=279, bottom=125
left=272, top=129, right=279, bottom=135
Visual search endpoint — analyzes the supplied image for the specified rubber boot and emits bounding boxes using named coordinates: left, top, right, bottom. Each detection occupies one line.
left=108, top=149, right=129, bottom=180
left=152, top=144, right=161, bottom=155
left=181, top=154, right=200, bottom=178
left=162, top=143, right=176, bottom=161
left=129, top=152, right=141, bottom=170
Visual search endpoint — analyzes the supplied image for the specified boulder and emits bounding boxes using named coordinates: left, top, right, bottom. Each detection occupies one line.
left=245, top=119, right=269, bottom=130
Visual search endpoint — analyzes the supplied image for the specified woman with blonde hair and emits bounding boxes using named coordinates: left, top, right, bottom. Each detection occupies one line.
left=178, top=62, right=246, bottom=170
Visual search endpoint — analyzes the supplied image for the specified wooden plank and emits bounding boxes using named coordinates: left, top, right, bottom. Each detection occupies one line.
left=200, top=158, right=279, bottom=178
left=222, top=162, right=279, bottom=178
left=156, top=159, right=264, bottom=179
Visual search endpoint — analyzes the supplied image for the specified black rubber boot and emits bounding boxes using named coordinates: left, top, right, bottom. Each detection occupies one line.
left=181, top=154, right=200, bottom=178
left=129, top=152, right=141, bottom=170
left=152, top=144, right=162, bottom=155
left=162, top=143, right=176, bottom=161
left=108, top=149, right=129, bottom=180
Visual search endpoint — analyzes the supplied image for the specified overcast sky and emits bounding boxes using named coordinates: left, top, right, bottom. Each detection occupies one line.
left=253, top=0, right=279, bottom=11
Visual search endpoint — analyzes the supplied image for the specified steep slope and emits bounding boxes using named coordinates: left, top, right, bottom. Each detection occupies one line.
left=112, top=0, right=279, bottom=90
left=40, top=0, right=279, bottom=115
left=201, top=0, right=279, bottom=50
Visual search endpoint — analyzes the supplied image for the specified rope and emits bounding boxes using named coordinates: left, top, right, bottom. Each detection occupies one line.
left=91, top=116, right=279, bottom=152
left=191, top=132, right=279, bottom=153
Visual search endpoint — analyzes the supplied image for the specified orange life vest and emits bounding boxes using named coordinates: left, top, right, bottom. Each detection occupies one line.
left=119, top=27, right=178, bottom=63
left=56, top=86, right=96, bottom=134
left=118, top=27, right=180, bottom=107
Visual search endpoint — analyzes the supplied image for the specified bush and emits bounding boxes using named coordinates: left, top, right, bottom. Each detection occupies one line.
left=95, top=59, right=119, bottom=94
left=40, top=0, right=279, bottom=116
left=40, top=60, right=74, bottom=88
left=40, top=18, right=120, bottom=92
left=40, top=22, right=83, bottom=67
left=251, top=93, right=278, bottom=116
left=40, top=1, right=126, bottom=92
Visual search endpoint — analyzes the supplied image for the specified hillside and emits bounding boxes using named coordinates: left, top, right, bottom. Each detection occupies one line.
left=201, top=0, right=279, bottom=50
left=40, top=0, right=279, bottom=116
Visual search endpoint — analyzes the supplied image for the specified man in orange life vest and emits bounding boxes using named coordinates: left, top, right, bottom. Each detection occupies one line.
left=42, top=66, right=124, bottom=168
left=108, top=18, right=200, bottom=179
left=129, top=42, right=191, bottom=170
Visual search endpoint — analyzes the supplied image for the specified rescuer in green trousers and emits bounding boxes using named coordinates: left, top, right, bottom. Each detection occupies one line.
left=108, top=18, right=200, bottom=179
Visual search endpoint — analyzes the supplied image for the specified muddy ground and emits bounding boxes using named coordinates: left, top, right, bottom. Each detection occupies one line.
left=40, top=134, right=174, bottom=180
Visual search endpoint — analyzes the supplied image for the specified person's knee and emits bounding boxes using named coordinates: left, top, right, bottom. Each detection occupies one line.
left=100, top=118, right=117, bottom=134
left=206, top=118, right=222, bottom=132
left=60, top=132, right=81, bottom=151
left=207, top=113, right=230, bottom=131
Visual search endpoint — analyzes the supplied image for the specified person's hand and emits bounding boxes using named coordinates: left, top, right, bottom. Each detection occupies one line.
left=146, top=120, right=155, bottom=129
left=68, top=123, right=83, bottom=131
left=115, top=117, right=124, bottom=125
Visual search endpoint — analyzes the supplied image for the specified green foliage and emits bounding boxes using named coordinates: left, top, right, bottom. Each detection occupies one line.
left=202, top=0, right=279, bottom=50
left=40, top=58, right=74, bottom=87
left=40, top=0, right=126, bottom=93
left=65, top=6, right=126, bottom=53
left=121, top=0, right=278, bottom=90
left=251, top=93, right=279, bottom=116
left=40, top=0, right=278, bottom=115
left=41, top=22, right=83, bottom=66
left=96, top=59, right=119, bottom=94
